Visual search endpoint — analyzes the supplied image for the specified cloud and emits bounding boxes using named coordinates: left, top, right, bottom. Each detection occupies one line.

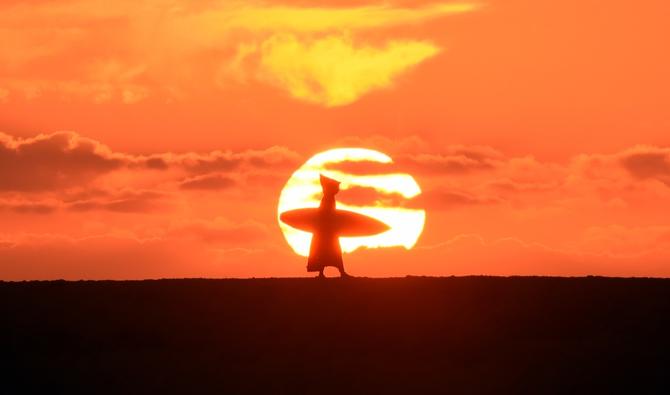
left=219, top=3, right=478, bottom=105
left=67, top=190, right=166, bottom=213
left=0, top=199, right=59, bottom=215
left=335, top=185, right=411, bottom=207
left=4, top=132, right=670, bottom=279
left=218, top=3, right=478, bottom=33
left=570, top=145, right=670, bottom=192
left=322, top=140, right=505, bottom=176
left=0, top=190, right=167, bottom=214
left=398, top=147, right=503, bottom=174
left=238, top=34, right=440, bottom=106
left=486, top=179, right=561, bottom=193
left=324, top=160, right=402, bottom=176
left=179, top=174, right=236, bottom=190
left=168, top=218, right=269, bottom=245
left=333, top=184, right=498, bottom=211
left=0, top=1, right=477, bottom=105
left=336, top=135, right=430, bottom=154
left=0, top=132, right=124, bottom=191
left=416, top=189, right=502, bottom=209
left=619, top=146, right=670, bottom=184
left=166, top=146, right=300, bottom=174
left=0, top=131, right=299, bottom=192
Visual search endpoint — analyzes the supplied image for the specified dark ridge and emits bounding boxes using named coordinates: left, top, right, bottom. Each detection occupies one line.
left=2, top=277, right=669, bottom=394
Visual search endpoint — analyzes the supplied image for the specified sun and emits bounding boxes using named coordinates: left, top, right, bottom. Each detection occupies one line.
left=277, top=148, right=425, bottom=256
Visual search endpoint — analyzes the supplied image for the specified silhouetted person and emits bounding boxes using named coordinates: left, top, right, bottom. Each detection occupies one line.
left=307, top=175, right=350, bottom=278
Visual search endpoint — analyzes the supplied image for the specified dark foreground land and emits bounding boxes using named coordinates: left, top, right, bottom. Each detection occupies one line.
left=2, top=277, right=669, bottom=394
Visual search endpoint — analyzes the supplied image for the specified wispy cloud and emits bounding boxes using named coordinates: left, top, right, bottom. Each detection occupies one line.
left=0, top=131, right=299, bottom=192
left=238, top=34, right=440, bottom=106
left=0, top=1, right=478, bottom=106
left=209, top=3, right=478, bottom=33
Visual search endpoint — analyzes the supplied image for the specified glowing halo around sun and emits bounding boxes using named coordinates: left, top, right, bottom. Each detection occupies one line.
left=277, top=148, right=426, bottom=256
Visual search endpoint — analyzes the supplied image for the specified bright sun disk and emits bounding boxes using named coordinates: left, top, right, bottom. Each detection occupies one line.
left=277, top=148, right=426, bottom=256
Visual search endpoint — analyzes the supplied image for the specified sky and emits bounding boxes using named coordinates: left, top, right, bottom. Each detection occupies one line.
left=1, top=0, right=669, bottom=279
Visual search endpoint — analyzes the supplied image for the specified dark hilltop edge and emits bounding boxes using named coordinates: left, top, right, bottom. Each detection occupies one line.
left=2, top=276, right=669, bottom=394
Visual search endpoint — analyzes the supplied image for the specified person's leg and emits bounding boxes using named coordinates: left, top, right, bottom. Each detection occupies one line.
left=318, top=269, right=325, bottom=278
left=337, top=264, right=350, bottom=278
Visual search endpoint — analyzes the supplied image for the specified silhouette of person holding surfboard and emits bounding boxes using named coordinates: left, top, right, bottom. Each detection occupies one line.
left=280, top=174, right=391, bottom=278
left=307, top=175, right=347, bottom=278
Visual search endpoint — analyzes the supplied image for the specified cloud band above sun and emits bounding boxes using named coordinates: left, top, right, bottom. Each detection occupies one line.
left=211, top=3, right=479, bottom=33
left=234, top=34, right=441, bottom=106
left=218, top=2, right=478, bottom=106
left=0, top=1, right=479, bottom=106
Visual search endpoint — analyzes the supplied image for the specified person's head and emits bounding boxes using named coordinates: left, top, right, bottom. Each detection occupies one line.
left=320, top=174, right=340, bottom=196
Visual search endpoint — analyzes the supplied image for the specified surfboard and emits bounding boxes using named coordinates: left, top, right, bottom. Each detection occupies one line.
left=280, top=208, right=390, bottom=237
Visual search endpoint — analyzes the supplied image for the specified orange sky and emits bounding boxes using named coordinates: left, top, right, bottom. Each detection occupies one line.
left=1, top=0, right=669, bottom=279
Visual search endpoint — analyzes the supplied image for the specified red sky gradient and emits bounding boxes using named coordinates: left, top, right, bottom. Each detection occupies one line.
left=1, top=0, right=669, bottom=279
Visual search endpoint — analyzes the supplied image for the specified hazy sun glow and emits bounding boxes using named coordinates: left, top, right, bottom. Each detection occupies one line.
left=278, top=148, right=426, bottom=256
